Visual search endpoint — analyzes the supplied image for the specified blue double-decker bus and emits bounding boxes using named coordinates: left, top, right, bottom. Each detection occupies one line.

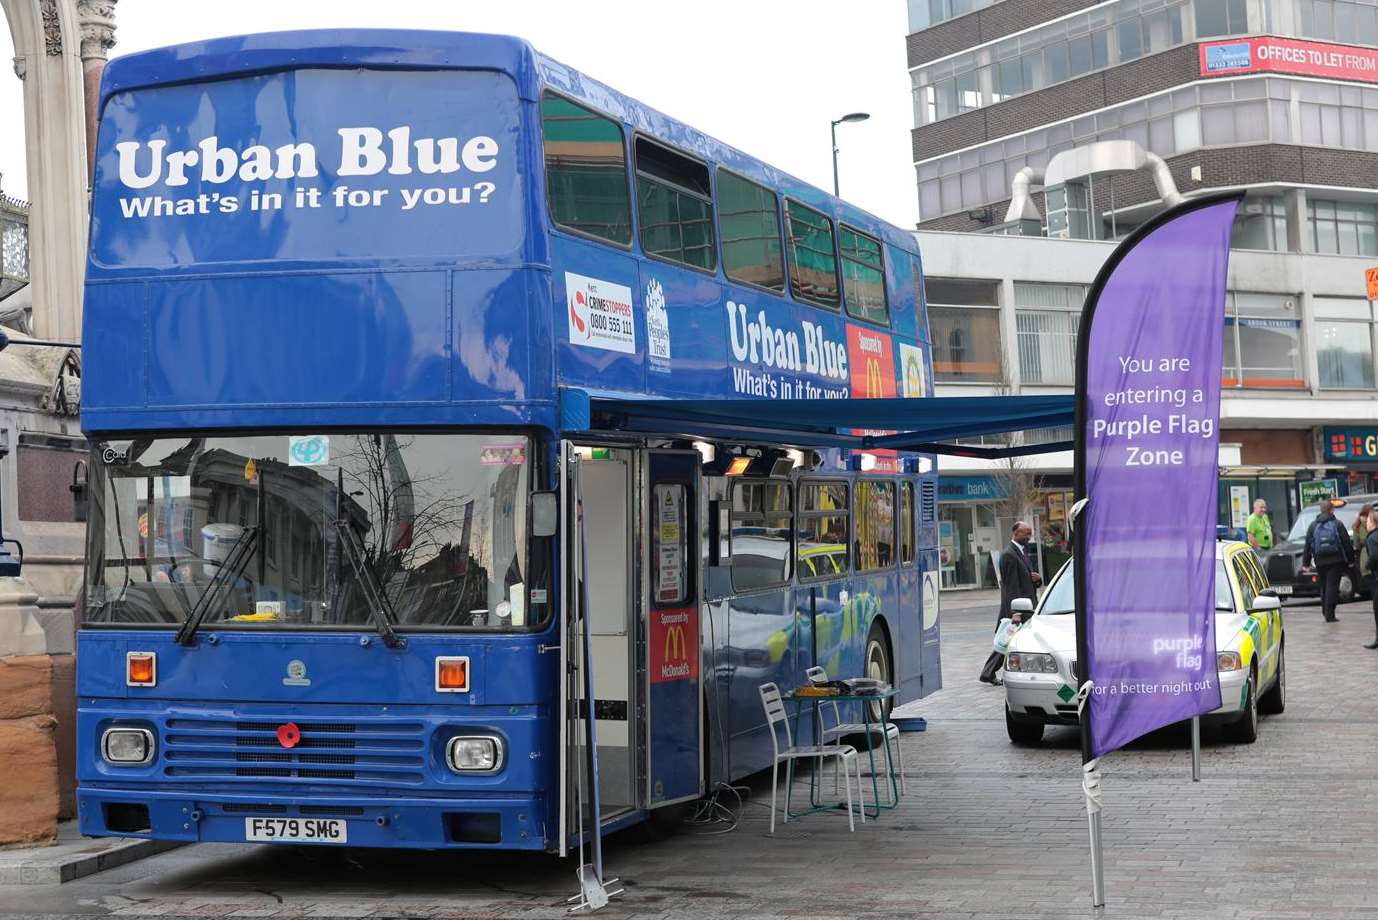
left=77, top=30, right=942, bottom=855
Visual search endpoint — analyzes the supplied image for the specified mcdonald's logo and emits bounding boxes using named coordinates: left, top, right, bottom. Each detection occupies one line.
left=651, top=608, right=698, bottom=683
left=845, top=324, right=896, bottom=399
left=664, top=624, right=687, bottom=663
left=865, top=357, right=883, bottom=398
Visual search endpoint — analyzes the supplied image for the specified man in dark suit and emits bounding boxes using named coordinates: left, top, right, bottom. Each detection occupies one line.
left=980, top=521, right=1043, bottom=685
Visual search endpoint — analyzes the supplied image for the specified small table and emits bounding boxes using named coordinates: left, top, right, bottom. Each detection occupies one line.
left=782, top=686, right=901, bottom=819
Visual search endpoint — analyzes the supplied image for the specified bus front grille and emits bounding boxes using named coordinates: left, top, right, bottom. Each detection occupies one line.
left=162, top=717, right=427, bottom=785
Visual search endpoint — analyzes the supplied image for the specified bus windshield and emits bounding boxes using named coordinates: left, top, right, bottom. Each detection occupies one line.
left=84, top=433, right=534, bottom=631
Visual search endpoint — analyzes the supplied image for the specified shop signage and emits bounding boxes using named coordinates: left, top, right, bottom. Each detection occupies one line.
left=1200, top=36, right=1378, bottom=84
left=937, top=475, right=1009, bottom=502
left=1299, top=478, right=1340, bottom=506
left=1366, top=267, right=1378, bottom=301
left=1323, top=426, right=1378, bottom=462
left=1075, top=193, right=1239, bottom=759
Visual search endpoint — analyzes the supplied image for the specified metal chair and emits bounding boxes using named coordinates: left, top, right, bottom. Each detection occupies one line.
left=757, top=682, right=864, bottom=833
left=805, top=666, right=906, bottom=796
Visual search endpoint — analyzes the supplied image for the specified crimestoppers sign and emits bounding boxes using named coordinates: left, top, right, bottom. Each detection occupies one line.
left=1075, top=194, right=1241, bottom=759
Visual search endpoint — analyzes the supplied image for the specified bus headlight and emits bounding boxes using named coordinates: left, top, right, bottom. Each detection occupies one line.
left=102, top=727, right=154, bottom=765
left=446, top=736, right=503, bottom=773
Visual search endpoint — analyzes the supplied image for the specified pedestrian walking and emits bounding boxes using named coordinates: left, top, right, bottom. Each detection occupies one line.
left=980, top=520, right=1041, bottom=684
left=1362, top=506, right=1378, bottom=650
left=1302, top=498, right=1355, bottom=623
left=1245, top=499, right=1273, bottom=555
left=1353, top=504, right=1372, bottom=589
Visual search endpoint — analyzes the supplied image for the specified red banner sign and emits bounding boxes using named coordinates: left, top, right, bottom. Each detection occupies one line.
left=649, top=608, right=698, bottom=683
left=1200, top=36, right=1378, bottom=83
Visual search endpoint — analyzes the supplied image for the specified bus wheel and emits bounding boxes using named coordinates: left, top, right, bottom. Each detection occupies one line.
left=864, top=623, right=893, bottom=724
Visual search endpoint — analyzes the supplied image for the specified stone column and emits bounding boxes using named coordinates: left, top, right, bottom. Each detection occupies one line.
left=76, top=0, right=115, bottom=180
left=0, top=0, right=90, bottom=844
left=2, top=0, right=88, bottom=343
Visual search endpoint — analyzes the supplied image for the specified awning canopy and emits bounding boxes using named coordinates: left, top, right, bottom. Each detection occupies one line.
left=559, top=388, right=1075, bottom=459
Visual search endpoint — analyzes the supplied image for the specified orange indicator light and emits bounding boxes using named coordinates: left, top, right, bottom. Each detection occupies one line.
left=127, top=652, right=156, bottom=687
left=436, top=657, right=470, bottom=692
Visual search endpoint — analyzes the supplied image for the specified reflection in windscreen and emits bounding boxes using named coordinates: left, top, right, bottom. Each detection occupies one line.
left=1037, top=560, right=1234, bottom=614
left=84, top=433, right=535, bottom=630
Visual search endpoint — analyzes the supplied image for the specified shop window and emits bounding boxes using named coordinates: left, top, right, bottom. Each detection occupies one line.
left=635, top=137, right=716, bottom=272
left=855, top=480, right=896, bottom=572
left=1315, top=297, right=1377, bottom=390
left=797, top=481, right=850, bottom=581
left=730, top=481, right=792, bottom=591
left=1195, top=0, right=1248, bottom=37
left=718, top=170, right=784, bottom=292
left=1222, top=292, right=1305, bottom=389
left=928, top=278, right=1001, bottom=383
left=541, top=94, right=631, bottom=246
left=1309, top=199, right=1378, bottom=257
left=1232, top=196, right=1289, bottom=252
left=1015, top=282, right=1085, bottom=386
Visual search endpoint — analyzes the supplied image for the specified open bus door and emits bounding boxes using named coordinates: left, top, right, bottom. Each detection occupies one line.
left=643, top=450, right=704, bottom=808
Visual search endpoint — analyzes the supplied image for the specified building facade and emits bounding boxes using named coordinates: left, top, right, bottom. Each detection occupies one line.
left=906, top=0, right=1378, bottom=590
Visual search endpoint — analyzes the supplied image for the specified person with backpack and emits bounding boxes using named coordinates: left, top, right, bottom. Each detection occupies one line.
left=1363, top=506, right=1378, bottom=649
left=1303, top=499, right=1356, bottom=623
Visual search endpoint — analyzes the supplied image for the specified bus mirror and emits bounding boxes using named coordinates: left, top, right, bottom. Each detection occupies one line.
left=531, top=491, right=558, bottom=537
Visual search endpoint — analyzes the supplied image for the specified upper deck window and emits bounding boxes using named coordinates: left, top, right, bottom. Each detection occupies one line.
left=840, top=226, right=889, bottom=326
left=784, top=200, right=840, bottom=308
left=717, top=170, right=785, bottom=292
left=635, top=138, right=716, bottom=272
left=541, top=94, right=632, bottom=246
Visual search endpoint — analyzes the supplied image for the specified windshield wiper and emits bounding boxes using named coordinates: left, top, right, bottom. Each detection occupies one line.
left=333, top=519, right=406, bottom=649
left=176, top=526, right=258, bottom=646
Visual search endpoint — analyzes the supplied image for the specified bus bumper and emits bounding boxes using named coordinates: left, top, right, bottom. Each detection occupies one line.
left=77, top=787, right=549, bottom=850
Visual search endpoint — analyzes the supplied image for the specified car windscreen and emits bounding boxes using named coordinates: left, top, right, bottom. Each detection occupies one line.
left=1285, top=503, right=1363, bottom=543
left=1037, top=559, right=1234, bottom=614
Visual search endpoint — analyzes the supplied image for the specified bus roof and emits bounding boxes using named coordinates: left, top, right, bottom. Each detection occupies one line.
left=98, top=29, right=917, bottom=254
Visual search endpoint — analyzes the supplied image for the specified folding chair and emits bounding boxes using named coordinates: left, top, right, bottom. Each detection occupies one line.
left=805, top=666, right=906, bottom=796
left=758, top=682, right=864, bottom=833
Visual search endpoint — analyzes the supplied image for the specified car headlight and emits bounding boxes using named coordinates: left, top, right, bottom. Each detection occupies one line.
left=446, top=736, right=504, bottom=773
left=1217, top=651, right=1243, bottom=672
left=1006, top=652, right=1058, bottom=673
left=101, top=727, right=154, bottom=765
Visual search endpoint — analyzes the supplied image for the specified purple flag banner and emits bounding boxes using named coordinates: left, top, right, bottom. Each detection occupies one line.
left=1074, top=193, right=1241, bottom=760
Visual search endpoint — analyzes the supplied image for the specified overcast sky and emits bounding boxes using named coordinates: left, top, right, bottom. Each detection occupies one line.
left=0, top=1, right=919, bottom=228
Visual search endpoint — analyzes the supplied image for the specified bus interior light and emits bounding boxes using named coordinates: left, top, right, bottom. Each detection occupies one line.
left=435, top=657, right=470, bottom=692
left=126, top=652, right=156, bottom=687
left=692, top=441, right=716, bottom=464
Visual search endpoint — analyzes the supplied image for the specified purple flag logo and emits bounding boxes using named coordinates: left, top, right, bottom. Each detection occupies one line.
left=1074, top=193, right=1242, bottom=759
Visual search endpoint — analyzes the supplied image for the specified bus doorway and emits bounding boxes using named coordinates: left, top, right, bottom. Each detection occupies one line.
left=574, top=446, right=637, bottom=819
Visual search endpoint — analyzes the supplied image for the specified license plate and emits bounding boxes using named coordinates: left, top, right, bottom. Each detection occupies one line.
left=244, top=817, right=348, bottom=844
left=1274, top=585, right=1292, bottom=596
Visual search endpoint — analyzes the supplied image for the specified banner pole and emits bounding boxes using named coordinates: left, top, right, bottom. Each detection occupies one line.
left=1191, top=717, right=1201, bottom=782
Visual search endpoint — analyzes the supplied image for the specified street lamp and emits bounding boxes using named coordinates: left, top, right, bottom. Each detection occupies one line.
left=830, top=112, right=870, bottom=197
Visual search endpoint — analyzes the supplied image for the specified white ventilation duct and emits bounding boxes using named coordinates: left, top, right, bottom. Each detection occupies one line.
left=1004, top=140, right=1185, bottom=225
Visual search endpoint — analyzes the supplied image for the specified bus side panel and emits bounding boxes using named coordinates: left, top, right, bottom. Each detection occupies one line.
left=897, top=555, right=923, bottom=702
left=920, top=547, right=943, bottom=698
left=550, top=235, right=644, bottom=394
left=725, top=586, right=801, bottom=780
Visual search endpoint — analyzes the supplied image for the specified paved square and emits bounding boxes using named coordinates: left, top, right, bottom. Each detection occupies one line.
left=4, top=597, right=1374, bottom=920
